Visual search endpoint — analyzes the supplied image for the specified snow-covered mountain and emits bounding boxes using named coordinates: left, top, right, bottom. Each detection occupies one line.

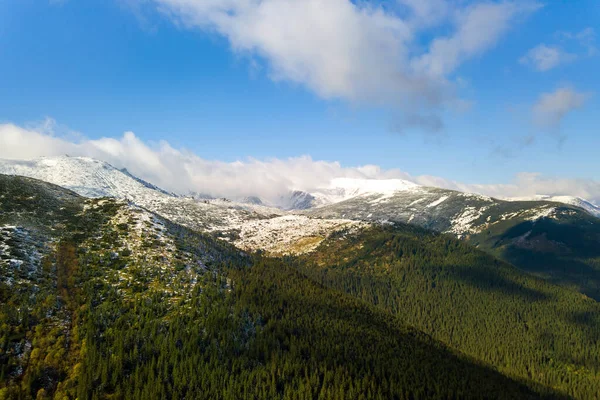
left=0, top=156, right=275, bottom=232
left=506, top=195, right=600, bottom=218
left=311, top=177, right=420, bottom=206
left=0, top=156, right=170, bottom=200
left=276, top=178, right=421, bottom=210
left=2, top=155, right=599, bottom=257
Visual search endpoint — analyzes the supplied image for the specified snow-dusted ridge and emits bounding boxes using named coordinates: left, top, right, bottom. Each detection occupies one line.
left=230, top=215, right=366, bottom=255
left=0, top=156, right=174, bottom=200
left=2, top=155, right=599, bottom=255
left=0, top=156, right=277, bottom=233
left=505, top=195, right=600, bottom=218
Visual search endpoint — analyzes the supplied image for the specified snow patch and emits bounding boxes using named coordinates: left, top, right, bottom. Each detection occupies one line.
left=448, top=206, right=489, bottom=237
left=426, top=196, right=449, bottom=208
left=232, top=215, right=365, bottom=255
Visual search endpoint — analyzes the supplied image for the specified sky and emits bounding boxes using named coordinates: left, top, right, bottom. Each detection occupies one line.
left=0, top=0, right=599, bottom=203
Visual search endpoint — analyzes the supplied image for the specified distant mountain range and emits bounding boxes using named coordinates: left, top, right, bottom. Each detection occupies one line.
left=2, top=155, right=598, bottom=217
left=2, top=155, right=600, bottom=299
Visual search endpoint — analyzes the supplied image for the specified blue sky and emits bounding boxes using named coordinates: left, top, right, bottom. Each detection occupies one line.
left=0, top=0, right=598, bottom=196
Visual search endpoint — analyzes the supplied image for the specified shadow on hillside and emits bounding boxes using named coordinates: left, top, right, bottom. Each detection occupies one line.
left=449, top=264, right=552, bottom=302
left=483, top=216, right=600, bottom=301
left=501, top=247, right=600, bottom=301
left=244, top=263, right=568, bottom=399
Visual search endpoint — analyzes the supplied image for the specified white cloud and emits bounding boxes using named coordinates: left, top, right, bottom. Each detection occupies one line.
left=1, top=120, right=599, bottom=205
left=453, top=173, right=600, bottom=205
left=414, top=1, right=540, bottom=77
left=532, top=86, right=590, bottom=129
left=519, top=44, right=575, bottom=71
left=521, top=27, right=597, bottom=71
left=137, top=0, right=539, bottom=130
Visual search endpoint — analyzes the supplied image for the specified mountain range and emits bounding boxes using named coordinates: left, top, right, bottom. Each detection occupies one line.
left=2, top=155, right=600, bottom=298
left=2, top=155, right=600, bottom=398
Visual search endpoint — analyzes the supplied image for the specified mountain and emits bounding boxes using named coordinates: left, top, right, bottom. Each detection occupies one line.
left=3, top=156, right=600, bottom=300
left=277, top=178, right=420, bottom=210
left=0, top=174, right=248, bottom=398
left=2, top=174, right=563, bottom=399
left=278, top=190, right=318, bottom=210
left=239, top=195, right=264, bottom=205
left=0, top=156, right=275, bottom=233
left=310, top=177, right=420, bottom=205
left=286, top=177, right=600, bottom=219
left=506, top=195, right=600, bottom=218
left=0, top=156, right=183, bottom=201
left=305, top=184, right=600, bottom=300
left=305, top=184, right=564, bottom=236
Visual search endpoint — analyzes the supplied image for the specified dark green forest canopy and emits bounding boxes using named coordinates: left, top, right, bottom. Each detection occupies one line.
left=468, top=205, right=600, bottom=301
left=294, top=224, right=600, bottom=399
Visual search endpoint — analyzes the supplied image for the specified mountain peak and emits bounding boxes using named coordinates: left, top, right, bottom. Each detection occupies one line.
left=326, top=177, right=419, bottom=195
left=0, top=156, right=167, bottom=200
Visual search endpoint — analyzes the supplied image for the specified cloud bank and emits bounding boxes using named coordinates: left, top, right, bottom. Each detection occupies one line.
left=136, top=0, right=540, bottom=131
left=1, top=120, right=599, bottom=205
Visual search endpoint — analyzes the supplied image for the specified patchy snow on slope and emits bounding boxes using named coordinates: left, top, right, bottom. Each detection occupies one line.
left=449, top=206, right=489, bottom=237
left=524, top=207, right=557, bottom=221
left=408, top=198, right=426, bottom=207
left=426, top=196, right=449, bottom=208
left=0, top=225, right=45, bottom=287
left=231, top=215, right=365, bottom=255
left=505, top=195, right=600, bottom=218
left=305, top=177, right=421, bottom=208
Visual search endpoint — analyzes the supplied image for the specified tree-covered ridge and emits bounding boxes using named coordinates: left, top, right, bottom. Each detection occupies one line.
left=0, top=175, right=248, bottom=398
left=469, top=206, right=600, bottom=300
left=74, top=250, right=556, bottom=399
left=0, top=175, right=563, bottom=399
left=295, top=225, right=600, bottom=399
left=306, top=185, right=600, bottom=302
left=0, top=176, right=112, bottom=398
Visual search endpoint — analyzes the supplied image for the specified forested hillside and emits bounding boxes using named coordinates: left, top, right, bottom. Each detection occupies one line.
left=469, top=207, right=600, bottom=301
left=295, top=225, right=600, bottom=399
left=306, top=186, right=600, bottom=302
left=2, top=175, right=567, bottom=399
